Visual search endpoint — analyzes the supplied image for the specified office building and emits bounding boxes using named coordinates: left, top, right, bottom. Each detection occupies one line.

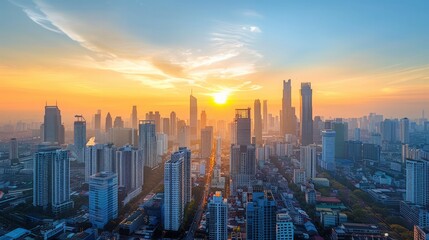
left=322, top=130, right=336, bottom=171
left=190, top=93, right=198, bottom=141
left=114, top=116, right=124, bottom=128
left=201, top=110, right=207, bottom=129
left=208, top=192, right=228, bottom=240
left=178, top=122, right=191, bottom=148
left=230, top=144, right=256, bottom=194
left=94, top=110, right=101, bottom=132
left=105, top=112, right=112, bottom=132
left=246, top=188, right=277, bottom=240
left=254, top=99, right=263, bottom=146
left=201, top=126, right=213, bottom=159
left=282, top=79, right=296, bottom=136
left=84, top=141, right=116, bottom=182
left=9, top=138, right=18, bottom=164
left=400, top=117, right=410, bottom=144
left=89, top=172, right=118, bottom=229
left=162, top=118, right=170, bottom=135
left=42, top=105, right=65, bottom=144
left=235, top=108, right=251, bottom=145
left=115, top=146, right=144, bottom=192
left=164, top=152, right=185, bottom=231
left=332, top=121, right=348, bottom=159
left=74, top=115, right=86, bottom=162
left=300, top=82, right=313, bottom=146
left=381, top=119, right=399, bottom=143
left=131, top=106, right=138, bottom=129
left=300, top=144, right=317, bottom=180
left=33, top=145, right=73, bottom=214
left=139, top=120, right=158, bottom=168
left=263, top=100, right=268, bottom=133
left=216, top=137, right=221, bottom=167
left=276, top=213, right=294, bottom=240
left=170, top=111, right=177, bottom=140
left=179, top=147, right=192, bottom=204
left=406, top=159, right=429, bottom=206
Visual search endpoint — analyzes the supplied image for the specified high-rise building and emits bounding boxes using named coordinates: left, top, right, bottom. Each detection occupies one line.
left=254, top=100, right=263, bottom=146
left=276, top=213, right=294, bottom=240
left=9, top=138, right=18, bottom=164
left=190, top=93, right=198, bottom=141
left=84, top=141, right=116, bottom=182
left=300, top=82, right=313, bottom=146
left=139, top=120, right=158, bottom=168
left=282, top=79, right=296, bottom=136
left=201, top=110, right=207, bottom=130
left=400, top=118, right=410, bottom=144
left=114, top=116, right=124, bottom=128
left=216, top=137, right=222, bottom=167
left=33, top=145, right=73, bottom=214
left=115, top=146, right=144, bottom=194
left=164, top=151, right=185, bottom=231
left=94, top=110, right=101, bottom=131
left=131, top=106, right=138, bottom=129
left=89, top=172, right=118, bottom=229
left=263, top=100, right=268, bottom=133
left=321, top=130, right=336, bottom=171
left=381, top=119, right=399, bottom=143
left=105, top=112, right=112, bottom=132
left=170, top=111, right=177, bottom=140
left=74, top=115, right=86, bottom=162
left=246, top=187, right=277, bottom=240
left=406, top=159, right=429, bottom=206
left=208, top=191, right=228, bottom=240
left=179, top=147, right=192, bottom=204
left=300, top=144, right=317, bottom=180
left=313, top=116, right=324, bottom=144
left=235, top=108, right=251, bottom=146
left=230, top=145, right=256, bottom=193
left=201, top=126, right=213, bottom=159
left=332, top=121, right=348, bottom=159
left=162, top=118, right=170, bottom=135
left=178, top=121, right=191, bottom=148
left=42, top=105, right=65, bottom=144
left=154, top=111, right=161, bottom=133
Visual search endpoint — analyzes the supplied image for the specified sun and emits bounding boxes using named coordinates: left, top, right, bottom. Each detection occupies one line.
left=213, top=92, right=228, bottom=104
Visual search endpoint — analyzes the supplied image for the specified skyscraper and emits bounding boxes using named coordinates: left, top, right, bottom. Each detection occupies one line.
left=9, top=138, right=18, bottom=164
left=406, top=159, right=429, bottom=206
left=201, top=110, right=207, bottom=129
left=179, top=147, right=192, bottom=204
left=33, top=144, right=73, bottom=214
left=74, top=115, right=86, bottom=162
left=139, top=120, right=158, bottom=168
left=178, top=121, right=191, bottom=148
left=230, top=145, right=256, bottom=194
left=300, top=144, right=317, bottom=180
left=400, top=117, right=410, bottom=144
left=162, top=118, right=170, bottom=135
left=246, top=187, right=277, bottom=240
left=84, top=141, right=116, bottom=182
left=321, top=130, right=336, bottom=171
left=94, top=110, right=101, bottom=131
left=282, top=80, right=295, bottom=136
left=208, top=191, right=228, bottom=240
left=263, top=100, right=268, bottom=133
left=42, top=105, right=65, bottom=144
left=216, top=136, right=222, bottom=167
left=201, top=126, right=213, bottom=159
left=164, top=152, right=185, bottom=231
left=89, top=172, right=118, bottom=229
left=115, top=146, right=144, bottom=198
left=235, top=108, right=251, bottom=146
left=254, top=99, right=263, bottom=146
left=105, top=112, right=112, bottom=132
left=154, top=111, right=161, bottom=133
left=114, top=116, right=124, bottom=128
left=332, top=121, right=348, bottom=158
left=381, top=119, right=399, bottom=143
left=131, top=106, right=138, bottom=129
left=300, top=82, right=313, bottom=146
left=190, top=93, right=198, bottom=142
left=170, top=111, right=177, bottom=140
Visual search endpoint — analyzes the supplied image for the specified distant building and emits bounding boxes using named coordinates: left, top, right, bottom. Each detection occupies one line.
left=400, top=117, right=410, bottom=144
left=164, top=152, right=185, bottom=231
left=89, top=172, right=118, bottom=229
left=208, top=192, right=228, bottom=240
left=332, top=121, right=348, bottom=159
left=74, top=115, right=86, bottom=162
left=300, top=144, right=317, bottom=180
left=9, top=138, right=19, bottom=164
left=84, top=142, right=115, bottom=182
left=321, top=130, right=336, bottom=171
left=190, top=93, right=198, bottom=142
left=201, top=126, right=213, bottom=159
left=131, top=106, right=138, bottom=129
left=254, top=99, right=263, bottom=146
left=139, top=120, right=158, bottom=168
left=105, top=112, right=112, bottom=132
left=33, top=145, right=73, bottom=214
left=42, top=105, right=65, bottom=144
left=300, top=82, right=313, bottom=146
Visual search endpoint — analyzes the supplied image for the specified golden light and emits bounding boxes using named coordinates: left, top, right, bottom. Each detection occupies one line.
left=213, top=91, right=228, bottom=104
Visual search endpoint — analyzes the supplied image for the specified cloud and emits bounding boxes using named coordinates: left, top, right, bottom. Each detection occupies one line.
left=10, top=0, right=264, bottom=92
left=242, top=9, right=263, bottom=19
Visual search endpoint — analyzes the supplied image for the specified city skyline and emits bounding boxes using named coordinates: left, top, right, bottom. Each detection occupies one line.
left=1, top=1, right=429, bottom=123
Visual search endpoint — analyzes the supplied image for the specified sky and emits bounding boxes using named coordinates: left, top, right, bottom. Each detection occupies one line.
left=1, top=0, right=429, bottom=125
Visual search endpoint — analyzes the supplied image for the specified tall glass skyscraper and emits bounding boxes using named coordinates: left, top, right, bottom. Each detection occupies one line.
left=139, top=120, right=158, bottom=168
left=300, top=82, right=313, bottom=146
left=89, top=172, right=118, bottom=229
left=208, top=192, right=228, bottom=240
left=42, top=105, right=65, bottom=144
left=322, top=130, right=336, bottom=171
left=246, top=187, right=277, bottom=240
left=74, top=115, right=86, bottom=162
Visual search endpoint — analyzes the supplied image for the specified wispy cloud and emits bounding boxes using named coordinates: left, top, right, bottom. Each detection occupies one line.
left=10, top=0, right=264, bottom=93
left=242, top=9, right=264, bottom=19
